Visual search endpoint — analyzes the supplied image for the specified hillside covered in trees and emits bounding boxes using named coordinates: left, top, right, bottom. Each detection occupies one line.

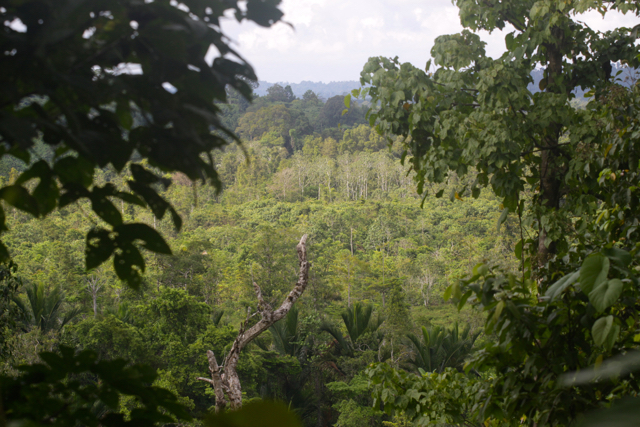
left=0, top=80, right=515, bottom=426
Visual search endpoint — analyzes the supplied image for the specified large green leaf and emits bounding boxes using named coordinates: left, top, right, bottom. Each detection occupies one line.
left=113, top=242, right=145, bottom=289
left=496, top=207, right=509, bottom=232
left=580, top=255, right=609, bottom=294
left=85, top=228, right=115, bottom=270
left=602, top=247, right=632, bottom=268
left=591, top=315, right=618, bottom=350
left=578, top=397, right=640, bottom=427
left=561, top=351, right=640, bottom=386
left=90, top=195, right=123, bottom=227
left=0, top=185, right=40, bottom=217
left=588, top=279, right=623, bottom=312
left=15, top=161, right=59, bottom=215
left=115, top=223, right=172, bottom=255
left=545, top=271, right=579, bottom=300
left=53, top=156, right=95, bottom=187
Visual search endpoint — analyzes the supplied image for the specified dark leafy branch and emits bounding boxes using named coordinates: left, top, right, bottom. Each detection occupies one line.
left=0, top=0, right=284, bottom=287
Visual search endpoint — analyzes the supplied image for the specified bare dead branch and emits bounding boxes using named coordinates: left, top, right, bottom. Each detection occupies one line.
left=198, top=235, right=310, bottom=412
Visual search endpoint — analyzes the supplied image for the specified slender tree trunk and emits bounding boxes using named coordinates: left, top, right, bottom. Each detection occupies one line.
left=350, top=228, right=354, bottom=256
left=538, top=32, right=566, bottom=266
left=348, top=228, right=354, bottom=308
left=85, top=276, right=103, bottom=318
left=347, top=262, right=352, bottom=309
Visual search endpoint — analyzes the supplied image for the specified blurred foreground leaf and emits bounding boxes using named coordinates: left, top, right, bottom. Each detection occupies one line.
left=203, top=401, right=302, bottom=427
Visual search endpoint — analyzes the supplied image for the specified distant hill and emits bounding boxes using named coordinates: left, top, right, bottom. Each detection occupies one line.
left=257, top=65, right=636, bottom=102
left=255, top=74, right=595, bottom=101
left=255, top=81, right=361, bottom=100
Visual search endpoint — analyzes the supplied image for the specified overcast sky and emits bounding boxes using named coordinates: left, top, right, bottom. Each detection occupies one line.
left=217, top=0, right=639, bottom=83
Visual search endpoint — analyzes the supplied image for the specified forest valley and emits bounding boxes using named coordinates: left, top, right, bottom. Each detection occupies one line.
left=2, top=0, right=640, bottom=426
left=0, top=83, right=510, bottom=426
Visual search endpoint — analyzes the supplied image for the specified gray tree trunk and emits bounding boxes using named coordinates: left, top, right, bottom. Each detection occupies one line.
left=85, top=276, right=104, bottom=317
left=197, top=235, right=310, bottom=412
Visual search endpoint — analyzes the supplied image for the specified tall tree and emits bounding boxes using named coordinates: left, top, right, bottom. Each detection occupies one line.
left=356, top=1, right=640, bottom=425
left=354, top=0, right=639, bottom=264
left=266, top=84, right=296, bottom=103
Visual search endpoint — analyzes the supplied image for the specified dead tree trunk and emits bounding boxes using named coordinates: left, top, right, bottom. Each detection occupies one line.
left=197, top=235, right=310, bottom=412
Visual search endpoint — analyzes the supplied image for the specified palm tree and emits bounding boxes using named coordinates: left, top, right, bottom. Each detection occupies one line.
left=14, top=282, right=80, bottom=333
left=269, top=304, right=305, bottom=358
left=104, top=301, right=133, bottom=324
left=406, top=322, right=479, bottom=373
left=406, top=325, right=447, bottom=373
left=440, top=322, right=480, bottom=370
left=212, top=309, right=225, bottom=327
left=320, top=302, right=384, bottom=356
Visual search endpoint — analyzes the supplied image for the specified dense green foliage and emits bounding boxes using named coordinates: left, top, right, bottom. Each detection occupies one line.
left=354, top=0, right=640, bottom=426
left=0, top=79, right=511, bottom=424
left=1, top=346, right=192, bottom=426
left=4, top=0, right=640, bottom=425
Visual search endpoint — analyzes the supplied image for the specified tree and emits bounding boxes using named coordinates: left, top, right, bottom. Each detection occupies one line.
left=355, top=0, right=640, bottom=425
left=321, top=96, right=364, bottom=129
left=0, top=0, right=284, bottom=287
left=197, top=235, right=309, bottom=413
left=302, top=90, right=320, bottom=104
left=320, top=302, right=384, bottom=357
left=353, top=0, right=639, bottom=263
left=85, top=275, right=104, bottom=317
left=14, top=282, right=79, bottom=333
left=405, top=323, right=479, bottom=374
left=267, top=84, right=297, bottom=103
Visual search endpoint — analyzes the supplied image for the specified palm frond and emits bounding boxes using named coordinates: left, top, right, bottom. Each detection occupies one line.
left=20, top=283, right=74, bottom=333
left=319, top=321, right=353, bottom=356
left=406, top=323, right=478, bottom=373
left=341, top=302, right=374, bottom=344
left=212, top=309, right=224, bottom=326
left=269, top=305, right=302, bottom=357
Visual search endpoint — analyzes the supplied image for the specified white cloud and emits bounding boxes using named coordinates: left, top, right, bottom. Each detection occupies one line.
left=361, top=17, right=384, bottom=29
left=217, top=0, right=639, bottom=83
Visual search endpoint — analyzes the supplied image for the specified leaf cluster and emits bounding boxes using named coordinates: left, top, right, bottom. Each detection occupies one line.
left=1, top=346, right=191, bottom=426
left=0, top=0, right=284, bottom=286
